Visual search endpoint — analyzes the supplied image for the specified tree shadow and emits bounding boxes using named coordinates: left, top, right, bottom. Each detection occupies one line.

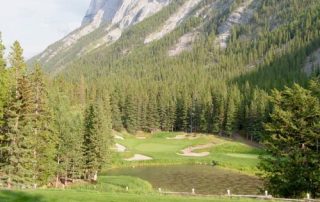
left=231, top=38, right=320, bottom=91
left=0, top=190, right=44, bottom=202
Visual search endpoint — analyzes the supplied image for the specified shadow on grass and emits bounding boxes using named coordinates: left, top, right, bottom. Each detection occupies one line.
left=0, top=191, right=44, bottom=202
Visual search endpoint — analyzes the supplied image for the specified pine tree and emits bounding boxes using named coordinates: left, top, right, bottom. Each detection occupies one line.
left=110, top=94, right=123, bottom=131
left=50, top=87, right=83, bottom=187
left=146, top=92, right=160, bottom=132
left=260, top=84, right=320, bottom=198
left=124, top=94, right=138, bottom=133
left=30, top=64, right=57, bottom=187
left=0, top=33, right=8, bottom=126
left=83, top=100, right=112, bottom=181
left=0, top=42, right=36, bottom=189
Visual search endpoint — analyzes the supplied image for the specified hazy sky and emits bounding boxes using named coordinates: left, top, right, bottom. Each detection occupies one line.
left=0, top=0, right=91, bottom=58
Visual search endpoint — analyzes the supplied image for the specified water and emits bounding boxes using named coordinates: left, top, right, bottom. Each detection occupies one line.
left=107, top=165, right=262, bottom=195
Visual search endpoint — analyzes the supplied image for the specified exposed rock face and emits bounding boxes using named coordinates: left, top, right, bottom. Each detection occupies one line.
left=82, top=0, right=171, bottom=28
left=82, top=0, right=123, bottom=26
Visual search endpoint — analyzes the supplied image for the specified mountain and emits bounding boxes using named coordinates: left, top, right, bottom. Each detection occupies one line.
left=28, top=0, right=320, bottom=137
left=30, top=0, right=171, bottom=73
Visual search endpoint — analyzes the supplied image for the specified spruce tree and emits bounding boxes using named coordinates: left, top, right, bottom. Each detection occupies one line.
left=0, top=42, right=36, bottom=188
left=83, top=100, right=112, bottom=181
left=0, top=33, right=8, bottom=126
left=110, top=94, right=123, bottom=131
left=260, top=84, right=320, bottom=198
left=30, top=64, right=57, bottom=187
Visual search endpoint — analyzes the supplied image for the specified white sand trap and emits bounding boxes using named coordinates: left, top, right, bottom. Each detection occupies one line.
left=115, top=135, right=124, bottom=140
left=125, top=154, right=153, bottom=161
left=136, top=137, right=147, bottom=140
left=167, top=134, right=201, bottom=140
left=115, top=143, right=127, bottom=152
left=167, top=135, right=187, bottom=140
left=178, top=143, right=214, bottom=157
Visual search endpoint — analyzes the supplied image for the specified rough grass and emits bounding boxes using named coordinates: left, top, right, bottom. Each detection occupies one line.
left=112, top=132, right=264, bottom=174
left=70, top=176, right=153, bottom=194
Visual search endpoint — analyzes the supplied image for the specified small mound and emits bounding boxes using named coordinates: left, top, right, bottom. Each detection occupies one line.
left=125, top=154, right=153, bottom=161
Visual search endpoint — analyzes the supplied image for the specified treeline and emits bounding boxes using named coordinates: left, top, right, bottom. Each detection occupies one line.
left=0, top=39, right=113, bottom=189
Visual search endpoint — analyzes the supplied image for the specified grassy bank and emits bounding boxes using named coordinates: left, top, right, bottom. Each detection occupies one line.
left=0, top=190, right=272, bottom=202
left=0, top=176, right=268, bottom=202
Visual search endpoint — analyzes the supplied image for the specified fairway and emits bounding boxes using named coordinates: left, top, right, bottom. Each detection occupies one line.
left=113, top=132, right=263, bottom=174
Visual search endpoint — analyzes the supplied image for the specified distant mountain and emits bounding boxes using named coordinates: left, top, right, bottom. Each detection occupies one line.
left=30, top=0, right=320, bottom=79
left=29, top=0, right=171, bottom=73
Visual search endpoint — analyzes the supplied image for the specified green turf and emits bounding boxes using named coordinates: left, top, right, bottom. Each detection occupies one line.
left=0, top=132, right=266, bottom=202
left=112, top=132, right=264, bottom=174
left=0, top=190, right=272, bottom=202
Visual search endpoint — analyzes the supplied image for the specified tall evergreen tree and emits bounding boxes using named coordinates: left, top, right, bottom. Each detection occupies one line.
left=83, top=100, right=112, bottom=181
left=0, top=42, right=36, bottom=188
left=260, top=84, right=320, bottom=198
left=30, top=64, right=57, bottom=187
left=0, top=33, right=8, bottom=126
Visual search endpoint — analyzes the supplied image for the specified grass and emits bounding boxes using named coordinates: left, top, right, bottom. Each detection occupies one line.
left=112, top=131, right=264, bottom=174
left=0, top=132, right=266, bottom=202
left=70, top=176, right=153, bottom=194
left=0, top=190, right=272, bottom=202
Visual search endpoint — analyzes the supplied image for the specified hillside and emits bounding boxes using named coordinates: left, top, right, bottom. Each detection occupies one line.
left=28, top=0, right=320, bottom=140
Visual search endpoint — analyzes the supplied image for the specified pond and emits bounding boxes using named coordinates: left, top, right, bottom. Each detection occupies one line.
left=107, top=165, right=263, bottom=195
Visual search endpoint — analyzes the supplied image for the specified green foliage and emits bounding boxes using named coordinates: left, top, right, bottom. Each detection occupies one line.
left=260, top=84, right=320, bottom=198
left=83, top=99, right=113, bottom=180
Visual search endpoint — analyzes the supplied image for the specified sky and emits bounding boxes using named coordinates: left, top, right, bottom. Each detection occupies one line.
left=0, top=0, right=91, bottom=58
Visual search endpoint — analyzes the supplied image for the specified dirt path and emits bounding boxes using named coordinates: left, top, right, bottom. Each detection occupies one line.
left=178, top=143, right=214, bottom=157
left=125, top=154, right=153, bottom=161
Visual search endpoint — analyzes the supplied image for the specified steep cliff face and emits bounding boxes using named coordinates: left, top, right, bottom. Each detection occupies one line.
left=82, top=0, right=171, bottom=27
left=82, top=0, right=123, bottom=26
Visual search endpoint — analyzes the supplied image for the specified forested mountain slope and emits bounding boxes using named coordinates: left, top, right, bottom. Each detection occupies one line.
left=32, top=0, right=320, bottom=140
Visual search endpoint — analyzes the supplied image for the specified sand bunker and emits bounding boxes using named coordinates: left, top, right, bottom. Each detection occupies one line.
left=167, top=134, right=201, bottom=140
left=115, top=135, right=124, bottom=140
left=115, top=143, right=126, bottom=152
left=125, top=154, right=153, bottom=161
left=178, top=143, right=214, bottom=157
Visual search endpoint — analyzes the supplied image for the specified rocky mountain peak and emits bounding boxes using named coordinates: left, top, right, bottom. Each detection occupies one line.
left=82, top=0, right=171, bottom=27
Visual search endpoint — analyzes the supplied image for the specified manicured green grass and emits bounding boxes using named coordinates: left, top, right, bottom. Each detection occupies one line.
left=0, top=190, right=271, bottom=202
left=112, top=132, right=264, bottom=174
left=0, top=132, right=266, bottom=202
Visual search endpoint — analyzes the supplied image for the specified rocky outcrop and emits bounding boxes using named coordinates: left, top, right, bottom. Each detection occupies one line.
left=82, top=0, right=123, bottom=26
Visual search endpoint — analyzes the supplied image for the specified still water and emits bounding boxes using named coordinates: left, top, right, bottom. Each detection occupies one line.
left=107, top=165, right=262, bottom=195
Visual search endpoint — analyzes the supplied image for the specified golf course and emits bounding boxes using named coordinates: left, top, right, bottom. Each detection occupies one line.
left=1, top=131, right=269, bottom=202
